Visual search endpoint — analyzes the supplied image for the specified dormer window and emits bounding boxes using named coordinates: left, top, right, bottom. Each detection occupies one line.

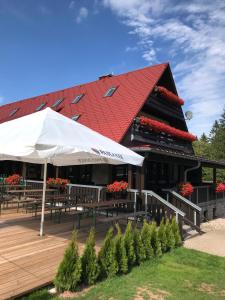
left=71, top=114, right=80, bottom=121
left=36, top=103, right=46, bottom=111
left=51, top=98, right=64, bottom=108
left=9, top=108, right=19, bottom=117
left=71, top=94, right=84, bottom=104
left=104, top=87, right=117, bottom=97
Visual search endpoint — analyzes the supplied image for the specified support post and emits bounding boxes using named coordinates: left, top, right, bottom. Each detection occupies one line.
left=128, top=165, right=132, bottom=189
left=40, top=161, right=47, bottom=237
left=213, top=168, right=217, bottom=185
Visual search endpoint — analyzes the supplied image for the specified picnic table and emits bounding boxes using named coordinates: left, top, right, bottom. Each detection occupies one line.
left=80, top=199, right=135, bottom=226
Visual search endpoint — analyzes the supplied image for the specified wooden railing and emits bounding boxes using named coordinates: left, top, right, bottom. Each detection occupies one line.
left=142, top=190, right=185, bottom=239
left=26, top=181, right=138, bottom=206
left=169, top=191, right=201, bottom=231
left=190, top=185, right=225, bottom=204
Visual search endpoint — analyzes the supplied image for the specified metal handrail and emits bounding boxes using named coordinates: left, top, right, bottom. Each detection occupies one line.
left=171, top=191, right=201, bottom=212
left=142, top=189, right=185, bottom=217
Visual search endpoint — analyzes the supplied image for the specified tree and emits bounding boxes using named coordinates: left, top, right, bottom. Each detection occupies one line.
left=98, top=227, right=118, bottom=278
left=150, top=221, right=162, bottom=257
left=114, top=224, right=128, bottom=274
left=133, top=226, right=145, bottom=265
left=165, top=219, right=175, bottom=251
left=141, top=220, right=154, bottom=260
left=171, top=217, right=182, bottom=247
left=124, top=222, right=136, bottom=268
left=81, top=228, right=99, bottom=285
left=158, top=218, right=167, bottom=253
left=54, top=231, right=81, bottom=292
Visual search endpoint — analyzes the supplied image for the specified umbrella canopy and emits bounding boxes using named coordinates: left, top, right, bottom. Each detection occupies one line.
left=0, top=108, right=144, bottom=236
left=0, top=108, right=143, bottom=166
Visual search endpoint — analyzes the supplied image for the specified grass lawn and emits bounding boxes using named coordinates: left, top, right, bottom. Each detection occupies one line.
left=22, top=247, right=225, bottom=300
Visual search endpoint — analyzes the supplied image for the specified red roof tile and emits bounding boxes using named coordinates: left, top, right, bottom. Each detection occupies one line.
left=0, top=63, right=168, bottom=142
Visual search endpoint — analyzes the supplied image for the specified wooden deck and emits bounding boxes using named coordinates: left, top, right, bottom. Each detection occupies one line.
left=0, top=210, right=109, bottom=300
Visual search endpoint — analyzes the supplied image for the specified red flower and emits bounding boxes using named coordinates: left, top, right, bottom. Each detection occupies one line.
left=157, top=86, right=184, bottom=106
left=107, top=181, right=128, bottom=193
left=216, top=183, right=225, bottom=193
left=179, top=182, right=194, bottom=197
left=47, top=177, right=69, bottom=185
left=5, top=174, right=22, bottom=185
left=139, top=116, right=197, bottom=142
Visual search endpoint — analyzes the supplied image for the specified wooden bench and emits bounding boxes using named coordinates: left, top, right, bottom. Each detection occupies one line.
left=98, top=211, right=150, bottom=225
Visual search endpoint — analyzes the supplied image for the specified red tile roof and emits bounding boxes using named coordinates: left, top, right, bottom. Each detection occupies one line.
left=0, top=63, right=168, bottom=142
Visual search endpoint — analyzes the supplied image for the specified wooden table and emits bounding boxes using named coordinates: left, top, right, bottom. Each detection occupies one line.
left=80, top=199, right=134, bottom=226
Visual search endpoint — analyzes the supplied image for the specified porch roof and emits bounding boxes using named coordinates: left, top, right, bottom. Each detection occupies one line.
left=130, top=145, right=225, bottom=169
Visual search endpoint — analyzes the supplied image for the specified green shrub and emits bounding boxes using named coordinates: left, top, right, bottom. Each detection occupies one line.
left=114, top=224, right=128, bottom=274
left=141, top=220, right=154, bottom=260
left=98, top=227, right=118, bottom=278
left=81, top=228, right=99, bottom=285
left=165, top=219, right=175, bottom=251
left=150, top=221, right=162, bottom=257
left=171, top=217, right=182, bottom=247
left=124, top=222, right=136, bottom=268
left=133, top=226, right=146, bottom=264
left=54, top=231, right=81, bottom=292
left=158, top=218, right=167, bottom=253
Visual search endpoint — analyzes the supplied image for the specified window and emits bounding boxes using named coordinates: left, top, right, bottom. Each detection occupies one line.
left=104, top=87, right=117, bottom=97
left=35, top=103, right=46, bottom=111
left=71, top=114, right=80, bottom=121
left=51, top=98, right=64, bottom=108
left=71, top=94, right=84, bottom=104
left=9, top=108, right=19, bottom=117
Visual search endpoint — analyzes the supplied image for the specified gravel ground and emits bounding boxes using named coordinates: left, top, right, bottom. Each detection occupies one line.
left=184, top=218, right=225, bottom=257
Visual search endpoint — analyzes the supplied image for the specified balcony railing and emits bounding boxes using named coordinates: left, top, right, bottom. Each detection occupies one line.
left=131, top=119, right=193, bottom=154
left=190, top=185, right=225, bottom=204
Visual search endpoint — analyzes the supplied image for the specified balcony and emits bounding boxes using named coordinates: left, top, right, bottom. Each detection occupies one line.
left=131, top=118, right=194, bottom=154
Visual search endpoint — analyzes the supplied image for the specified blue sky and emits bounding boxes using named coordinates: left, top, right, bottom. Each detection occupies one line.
left=0, top=0, right=225, bottom=136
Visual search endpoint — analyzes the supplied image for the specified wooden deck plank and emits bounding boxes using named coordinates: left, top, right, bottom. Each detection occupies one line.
left=0, top=211, right=108, bottom=299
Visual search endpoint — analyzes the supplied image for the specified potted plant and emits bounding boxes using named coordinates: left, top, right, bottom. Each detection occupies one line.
left=47, top=177, right=69, bottom=194
left=106, top=181, right=128, bottom=199
left=179, top=182, right=194, bottom=198
left=5, top=174, right=23, bottom=185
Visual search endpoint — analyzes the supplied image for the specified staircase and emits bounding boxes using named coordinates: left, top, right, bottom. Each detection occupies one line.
left=183, top=224, right=201, bottom=240
left=141, top=189, right=202, bottom=240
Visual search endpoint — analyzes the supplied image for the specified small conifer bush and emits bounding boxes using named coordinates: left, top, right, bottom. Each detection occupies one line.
left=124, top=222, right=136, bottom=268
left=81, top=228, right=99, bottom=285
left=158, top=218, right=167, bottom=253
left=150, top=221, right=162, bottom=257
left=133, top=226, right=146, bottom=265
left=171, top=217, right=182, bottom=247
left=114, top=223, right=128, bottom=274
left=165, top=219, right=175, bottom=251
left=98, top=227, right=118, bottom=278
left=141, top=220, right=154, bottom=260
left=54, top=231, right=81, bottom=292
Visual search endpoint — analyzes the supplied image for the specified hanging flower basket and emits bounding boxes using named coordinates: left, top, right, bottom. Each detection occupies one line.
left=179, top=182, right=194, bottom=197
left=139, top=116, right=197, bottom=142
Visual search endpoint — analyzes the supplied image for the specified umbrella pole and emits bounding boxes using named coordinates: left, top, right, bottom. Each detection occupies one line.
left=40, top=161, right=47, bottom=237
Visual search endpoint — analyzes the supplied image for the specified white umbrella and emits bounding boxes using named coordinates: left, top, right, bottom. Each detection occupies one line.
left=0, top=108, right=144, bottom=235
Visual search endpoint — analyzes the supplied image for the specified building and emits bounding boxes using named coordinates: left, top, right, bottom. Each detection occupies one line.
left=1, top=62, right=225, bottom=220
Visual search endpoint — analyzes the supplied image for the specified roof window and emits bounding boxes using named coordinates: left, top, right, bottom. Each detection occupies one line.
left=51, top=98, right=64, bottom=108
left=71, top=94, right=84, bottom=104
left=9, top=108, right=19, bottom=117
left=71, top=114, right=80, bottom=121
left=104, top=87, right=117, bottom=97
left=36, top=103, right=46, bottom=111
